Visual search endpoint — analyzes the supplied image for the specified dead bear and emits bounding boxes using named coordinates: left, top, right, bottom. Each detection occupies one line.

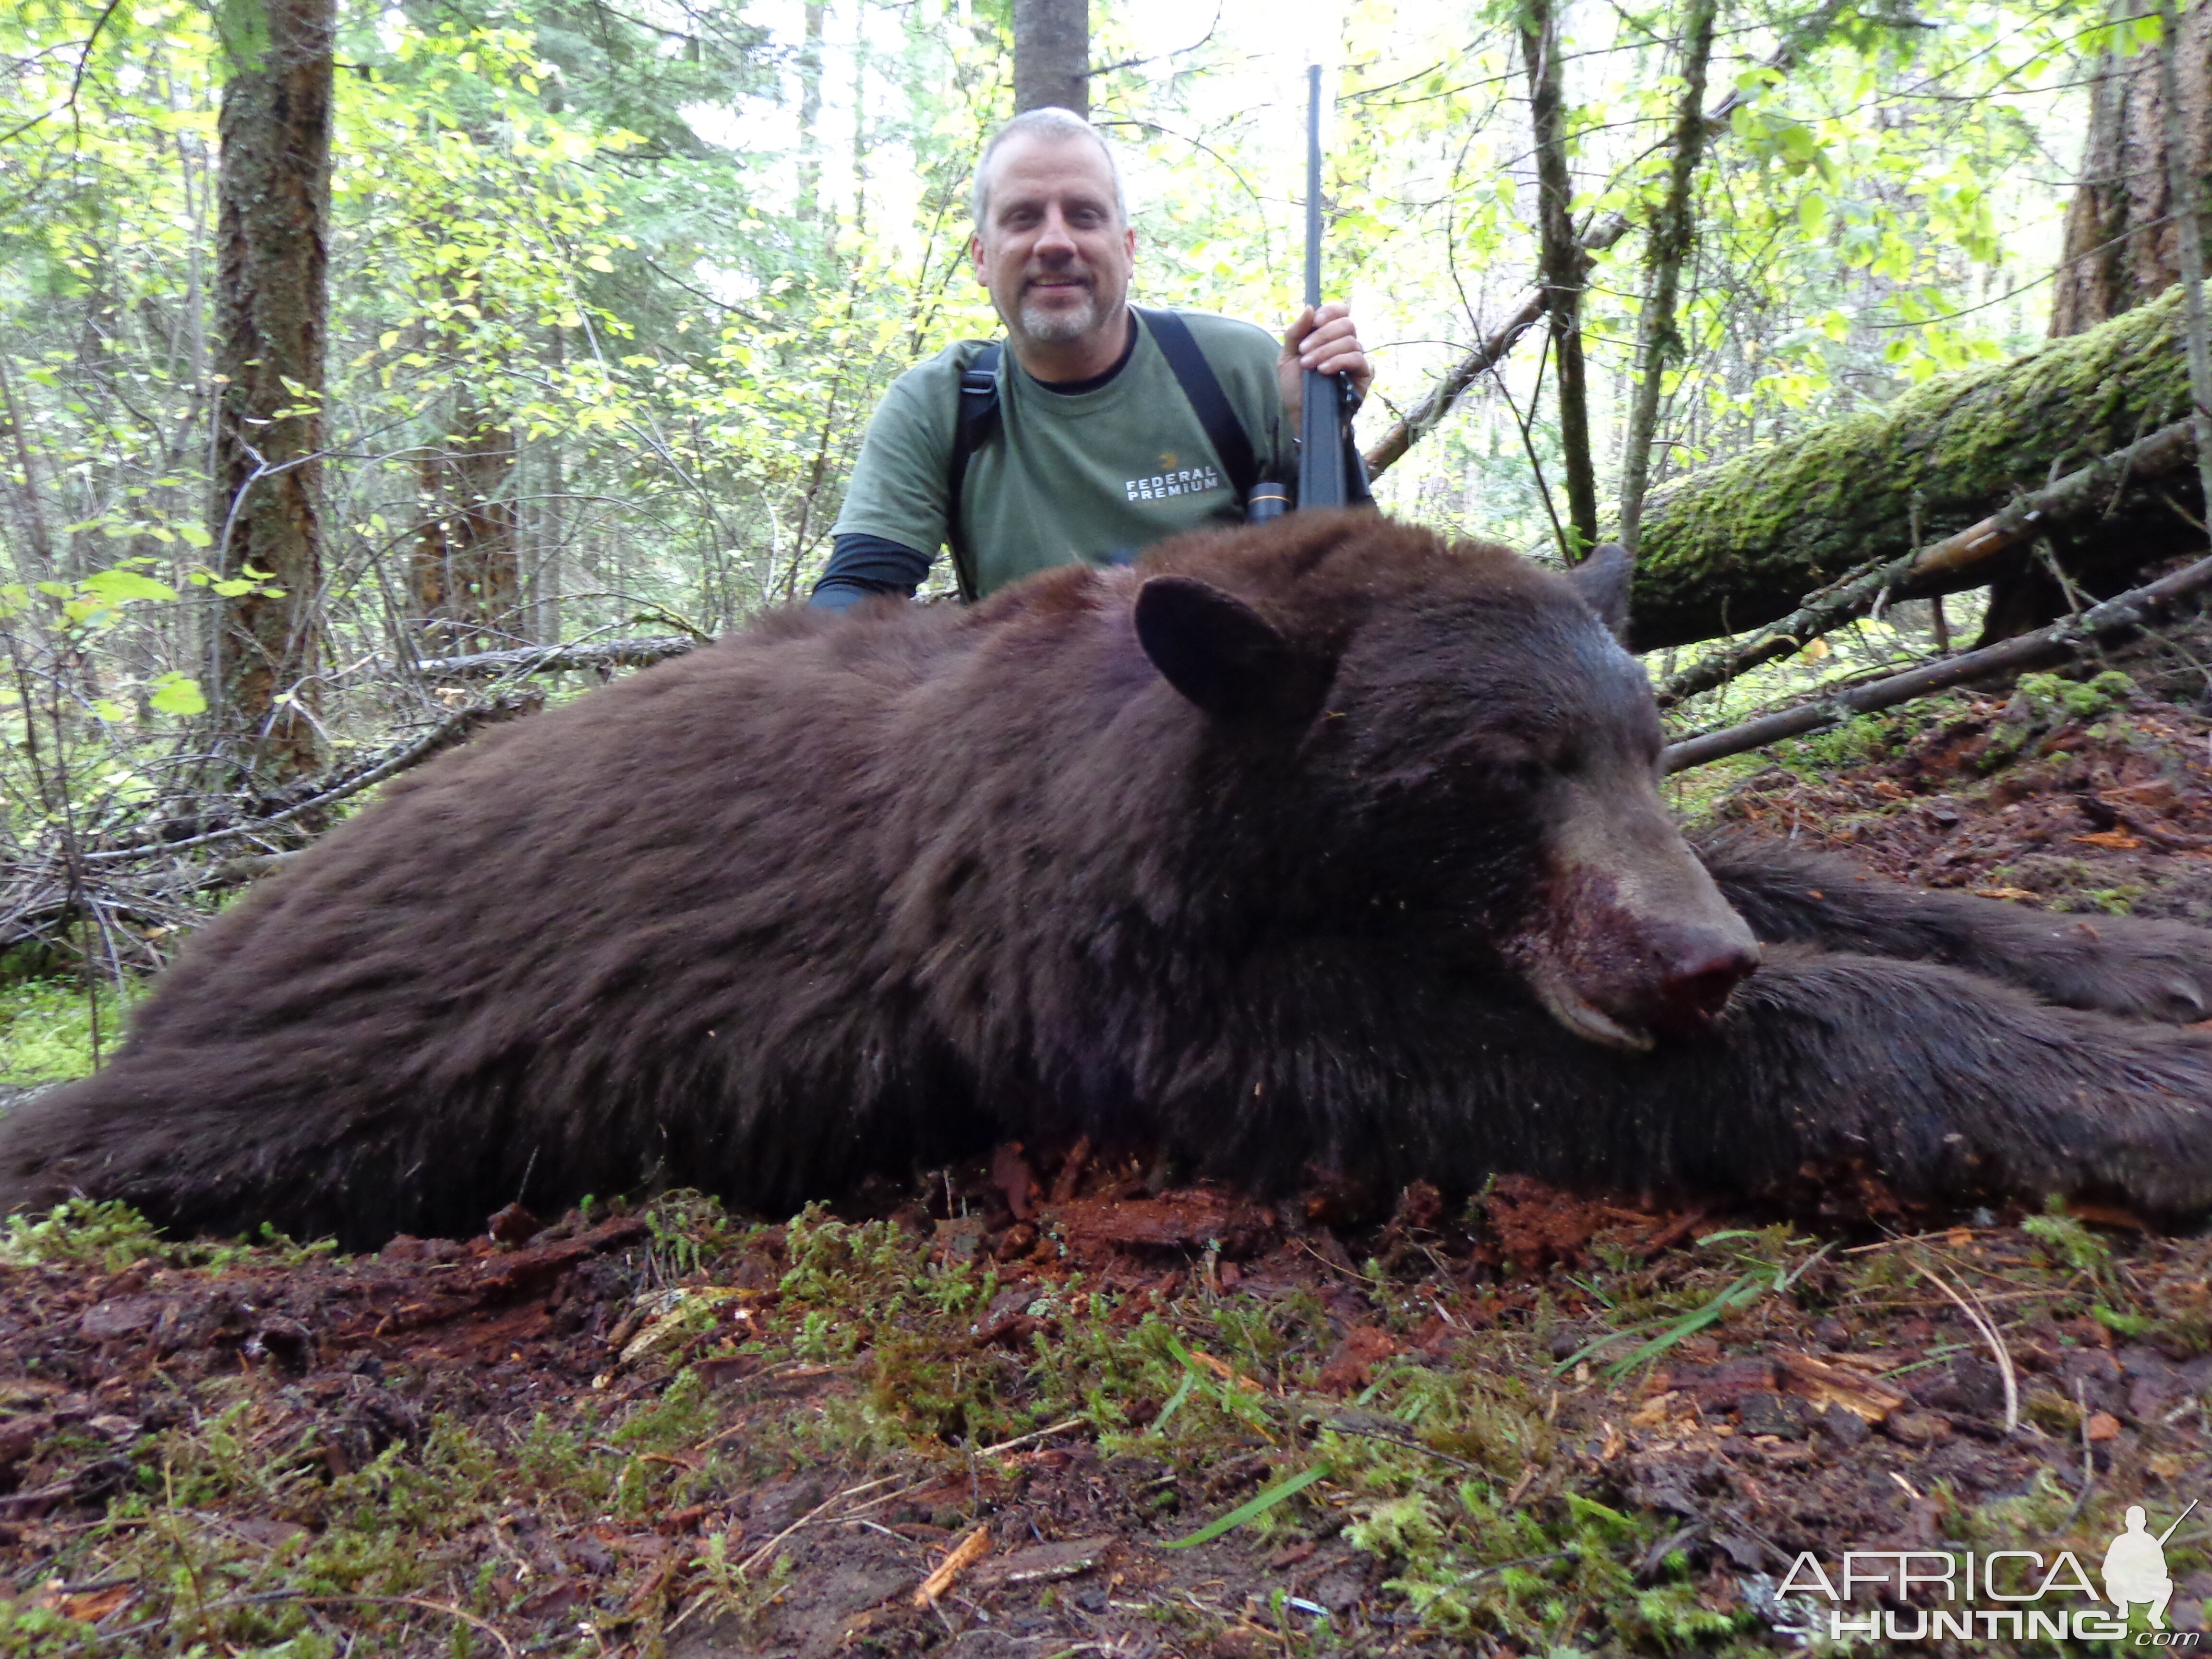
left=3, top=512, right=2211, bottom=1250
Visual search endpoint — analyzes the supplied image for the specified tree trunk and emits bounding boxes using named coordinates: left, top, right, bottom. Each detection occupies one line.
left=2158, top=0, right=2212, bottom=529
left=1971, top=0, right=2212, bottom=642
left=1013, top=0, right=1087, bottom=118
left=412, top=406, right=521, bottom=656
left=1628, top=287, right=2201, bottom=651
left=1617, top=0, right=1720, bottom=556
left=209, top=0, right=332, bottom=786
left=2049, top=0, right=2211, bottom=337
left=797, top=0, right=827, bottom=224
left=1521, top=0, right=1598, bottom=556
left=535, top=404, right=565, bottom=648
left=851, top=0, right=871, bottom=240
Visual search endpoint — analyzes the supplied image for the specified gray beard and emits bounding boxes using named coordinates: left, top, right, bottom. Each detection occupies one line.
left=1017, top=286, right=1099, bottom=342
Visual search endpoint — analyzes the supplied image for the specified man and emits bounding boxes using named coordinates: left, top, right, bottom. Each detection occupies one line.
left=812, top=107, right=1372, bottom=608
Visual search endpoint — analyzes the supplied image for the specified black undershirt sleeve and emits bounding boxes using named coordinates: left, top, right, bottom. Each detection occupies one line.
left=809, top=533, right=934, bottom=609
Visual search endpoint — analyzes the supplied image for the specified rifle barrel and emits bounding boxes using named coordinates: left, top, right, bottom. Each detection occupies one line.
left=1298, top=63, right=1346, bottom=509
left=1304, top=64, right=1324, bottom=310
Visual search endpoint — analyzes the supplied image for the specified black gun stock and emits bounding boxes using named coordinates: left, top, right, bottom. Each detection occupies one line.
left=1298, top=63, right=1347, bottom=511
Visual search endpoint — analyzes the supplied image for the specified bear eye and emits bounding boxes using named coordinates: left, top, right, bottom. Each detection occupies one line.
left=1471, top=748, right=1549, bottom=793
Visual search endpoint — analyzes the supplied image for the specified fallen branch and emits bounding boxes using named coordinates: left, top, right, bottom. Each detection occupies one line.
left=407, top=633, right=699, bottom=680
left=0, top=688, right=549, bottom=961
left=1364, top=216, right=1627, bottom=482
left=1363, top=296, right=1542, bottom=481
left=80, top=687, right=545, bottom=866
left=1656, top=419, right=2198, bottom=708
left=1660, top=542, right=2212, bottom=772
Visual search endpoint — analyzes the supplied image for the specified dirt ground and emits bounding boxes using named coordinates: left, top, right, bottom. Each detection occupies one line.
left=4, top=657, right=2212, bottom=1656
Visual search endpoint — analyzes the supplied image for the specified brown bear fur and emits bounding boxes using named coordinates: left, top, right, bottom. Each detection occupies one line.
left=3, top=513, right=2212, bottom=1247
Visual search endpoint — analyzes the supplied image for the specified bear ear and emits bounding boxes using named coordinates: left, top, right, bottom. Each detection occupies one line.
left=1134, top=576, right=1334, bottom=727
left=1566, top=542, right=1634, bottom=640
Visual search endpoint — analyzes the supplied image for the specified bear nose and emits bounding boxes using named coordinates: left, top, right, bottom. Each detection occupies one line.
left=1644, top=932, right=1761, bottom=1034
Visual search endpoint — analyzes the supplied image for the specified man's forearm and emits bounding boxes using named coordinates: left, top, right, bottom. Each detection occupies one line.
left=810, top=533, right=934, bottom=609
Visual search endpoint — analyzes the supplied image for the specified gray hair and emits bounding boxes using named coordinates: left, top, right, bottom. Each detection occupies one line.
left=970, top=108, right=1128, bottom=229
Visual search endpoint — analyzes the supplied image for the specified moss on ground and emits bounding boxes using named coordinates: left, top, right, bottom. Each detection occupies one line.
left=0, top=1183, right=2204, bottom=1656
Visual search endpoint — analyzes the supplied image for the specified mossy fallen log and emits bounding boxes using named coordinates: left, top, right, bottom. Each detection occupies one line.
left=1629, top=289, right=2199, bottom=651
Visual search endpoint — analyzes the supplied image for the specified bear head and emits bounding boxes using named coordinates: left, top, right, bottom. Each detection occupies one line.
left=1130, top=514, right=1761, bottom=1051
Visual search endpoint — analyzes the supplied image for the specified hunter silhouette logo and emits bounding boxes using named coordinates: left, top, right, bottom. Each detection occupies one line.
left=2105, top=1502, right=2196, bottom=1630
left=1768, top=1499, right=2201, bottom=1644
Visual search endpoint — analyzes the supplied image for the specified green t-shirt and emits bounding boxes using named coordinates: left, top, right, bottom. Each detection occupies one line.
left=832, top=307, right=1294, bottom=597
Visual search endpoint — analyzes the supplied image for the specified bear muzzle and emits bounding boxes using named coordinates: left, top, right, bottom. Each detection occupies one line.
left=1523, top=924, right=1762, bottom=1050
left=1506, top=857, right=1763, bottom=1052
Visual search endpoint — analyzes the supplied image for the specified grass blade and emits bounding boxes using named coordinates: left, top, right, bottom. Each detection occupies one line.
left=1602, top=1272, right=1766, bottom=1378
left=1161, top=1464, right=1330, bottom=1550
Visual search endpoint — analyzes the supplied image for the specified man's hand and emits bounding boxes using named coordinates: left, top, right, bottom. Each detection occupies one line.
left=1279, top=301, right=1372, bottom=427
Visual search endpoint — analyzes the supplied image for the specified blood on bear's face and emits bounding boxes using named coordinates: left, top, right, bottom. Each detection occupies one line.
left=1131, top=538, right=1762, bottom=1052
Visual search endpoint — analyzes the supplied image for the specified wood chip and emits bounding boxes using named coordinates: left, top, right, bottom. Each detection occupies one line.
left=34, top=1581, right=135, bottom=1623
left=913, top=1526, right=991, bottom=1607
left=973, top=1536, right=1113, bottom=1588
left=1187, top=1349, right=1265, bottom=1393
left=2085, top=1411, right=2122, bottom=1443
left=991, top=1143, right=1038, bottom=1221
left=1775, top=1351, right=1909, bottom=1423
left=1048, top=1136, right=1091, bottom=1205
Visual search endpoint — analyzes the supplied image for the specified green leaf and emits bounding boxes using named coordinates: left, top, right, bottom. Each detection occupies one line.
left=81, top=568, right=176, bottom=603
left=1161, top=1464, right=1330, bottom=1549
left=148, top=673, right=206, bottom=716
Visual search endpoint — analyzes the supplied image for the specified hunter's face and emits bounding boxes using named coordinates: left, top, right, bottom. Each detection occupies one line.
left=971, top=134, right=1135, bottom=354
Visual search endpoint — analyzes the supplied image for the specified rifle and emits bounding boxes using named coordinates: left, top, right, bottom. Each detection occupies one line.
left=1246, top=64, right=1348, bottom=522
left=1298, top=62, right=1349, bottom=510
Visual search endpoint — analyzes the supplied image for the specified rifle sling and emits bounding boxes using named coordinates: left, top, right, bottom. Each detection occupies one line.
left=945, top=342, right=1003, bottom=605
left=1135, top=306, right=1262, bottom=503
